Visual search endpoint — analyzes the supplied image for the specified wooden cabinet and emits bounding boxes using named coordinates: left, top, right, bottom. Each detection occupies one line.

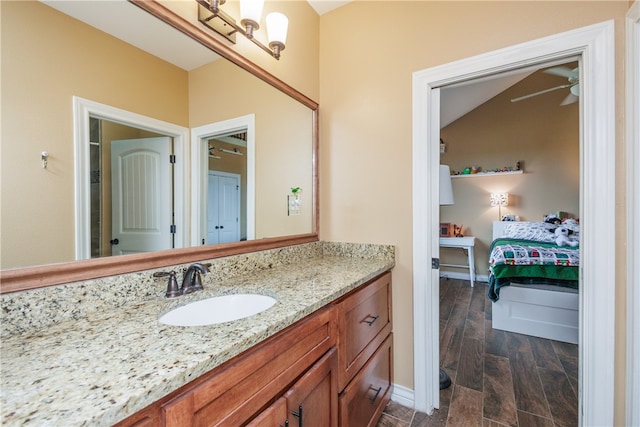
left=248, top=349, right=338, bottom=427
left=115, top=271, right=393, bottom=427
left=116, top=307, right=335, bottom=427
left=336, top=272, right=392, bottom=427
left=339, top=335, right=392, bottom=427
left=282, top=348, right=338, bottom=427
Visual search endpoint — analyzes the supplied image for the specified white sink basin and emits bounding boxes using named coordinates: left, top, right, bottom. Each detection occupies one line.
left=159, top=294, right=276, bottom=327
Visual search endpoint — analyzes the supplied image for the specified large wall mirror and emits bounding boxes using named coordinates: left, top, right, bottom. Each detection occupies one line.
left=0, top=1, right=318, bottom=292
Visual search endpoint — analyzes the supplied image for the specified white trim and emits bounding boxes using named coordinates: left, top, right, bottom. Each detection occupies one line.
left=412, top=21, right=616, bottom=426
left=626, top=2, right=640, bottom=426
left=73, top=97, right=190, bottom=260
left=439, top=271, right=490, bottom=284
left=390, top=383, right=415, bottom=409
left=190, top=115, right=256, bottom=246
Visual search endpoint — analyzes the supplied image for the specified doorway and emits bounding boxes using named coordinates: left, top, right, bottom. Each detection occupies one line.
left=437, top=59, right=580, bottom=425
left=73, top=97, right=190, bottom=261
left=191, top=114, right=256, bottom=247
left=412, top=21, right=615, bottom=426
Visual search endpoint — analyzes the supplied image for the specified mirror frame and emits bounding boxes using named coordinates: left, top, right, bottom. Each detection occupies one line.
left=0, top=0, right=319, bottom=294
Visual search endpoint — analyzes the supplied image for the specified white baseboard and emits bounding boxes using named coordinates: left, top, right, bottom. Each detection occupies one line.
left=439, top=270, right=489, bottom=283
left=390, top=383, right=415, bottom=408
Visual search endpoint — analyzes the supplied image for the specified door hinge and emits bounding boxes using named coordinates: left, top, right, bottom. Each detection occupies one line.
left=170, top=224, right=176, bottom=234
left=169, top=154, right=176, bottom=164
left=432, top=258, right=440, bottom=269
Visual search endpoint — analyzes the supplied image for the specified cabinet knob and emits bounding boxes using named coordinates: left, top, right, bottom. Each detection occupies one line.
left=291, top=405, right=303, bottom=427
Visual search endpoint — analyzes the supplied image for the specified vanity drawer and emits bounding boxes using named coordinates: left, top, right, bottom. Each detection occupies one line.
left=337, top=272, right=391, bottom=390
left=160, top=307, right=336, bottom=426
left=339, top=334, right=392, bottom=427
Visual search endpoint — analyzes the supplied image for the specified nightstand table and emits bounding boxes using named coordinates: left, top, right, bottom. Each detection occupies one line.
left=439, top=236, right=476, bottom=287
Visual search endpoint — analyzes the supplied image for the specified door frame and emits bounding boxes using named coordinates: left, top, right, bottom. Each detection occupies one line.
left=73, top=97, right=190, bottom=260
left=626, top=2, right=640, bottom=425
left=191, top=114, right=256, bottom=246
left=412, top=21, right=615, bottom=425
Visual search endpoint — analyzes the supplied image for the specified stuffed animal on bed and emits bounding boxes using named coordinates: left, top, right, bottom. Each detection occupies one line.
left=555, top=226, right=579, bottom=247
left=544, top=213, right=562, bottom=225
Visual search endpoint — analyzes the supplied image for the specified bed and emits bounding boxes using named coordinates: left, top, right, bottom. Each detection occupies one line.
left=488, top=221, right=580, bottom=344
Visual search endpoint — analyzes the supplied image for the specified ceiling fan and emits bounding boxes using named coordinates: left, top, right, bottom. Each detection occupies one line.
left=511, top=66, right=580, bottom=105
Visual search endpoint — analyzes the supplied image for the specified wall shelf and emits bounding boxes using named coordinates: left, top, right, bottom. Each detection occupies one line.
left=451, top=170, right=523, bottom=179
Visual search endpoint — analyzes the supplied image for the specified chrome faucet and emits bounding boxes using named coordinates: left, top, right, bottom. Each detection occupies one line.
left=181, top=263, right=210, bottom=294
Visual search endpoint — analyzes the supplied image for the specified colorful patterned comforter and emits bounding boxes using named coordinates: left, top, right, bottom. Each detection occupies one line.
left=488, top=238, right=579, bottom=302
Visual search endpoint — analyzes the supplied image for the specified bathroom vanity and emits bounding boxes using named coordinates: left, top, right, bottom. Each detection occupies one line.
left=0, top=242, right=394, bottom=426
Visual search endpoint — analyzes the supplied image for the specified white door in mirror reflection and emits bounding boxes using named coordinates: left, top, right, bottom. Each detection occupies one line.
left=111, top=137, right=173, bottom=255
left=207, top=171, right=240, bottom=244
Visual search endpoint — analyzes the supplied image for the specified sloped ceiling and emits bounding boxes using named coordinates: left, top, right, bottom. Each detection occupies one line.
left=440, top=71, right=535, bottom=128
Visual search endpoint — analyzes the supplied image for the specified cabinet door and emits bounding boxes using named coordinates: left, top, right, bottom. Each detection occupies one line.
left=246, top=397, right=288, bottom=427
left=285, top=349, right=338, bottom=427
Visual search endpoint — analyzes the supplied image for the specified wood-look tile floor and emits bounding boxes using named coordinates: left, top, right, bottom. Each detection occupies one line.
left=376, top=278, right=579, bottom=427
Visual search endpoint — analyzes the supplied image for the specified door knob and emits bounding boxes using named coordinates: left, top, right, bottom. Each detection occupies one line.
left=110, top=238, right=119, bottom=245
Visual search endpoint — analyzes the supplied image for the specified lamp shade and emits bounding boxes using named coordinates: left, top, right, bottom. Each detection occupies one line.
left=439, top=165, right=454, bottom=206
left=266, top=12, right=288, bottom=45
left=490, top=192, right=509, bottom=207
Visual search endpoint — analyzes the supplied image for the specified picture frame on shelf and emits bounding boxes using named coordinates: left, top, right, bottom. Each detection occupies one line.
left=440, top=223, right=452, bottom=237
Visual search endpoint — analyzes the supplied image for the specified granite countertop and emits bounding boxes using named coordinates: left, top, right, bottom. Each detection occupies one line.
left=0, top=250, right=393, bottom=426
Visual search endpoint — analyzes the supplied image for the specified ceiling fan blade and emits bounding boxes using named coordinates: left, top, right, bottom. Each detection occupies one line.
left=510, top=83, right=572, bottom=103
left=560, top=93, right=579, bottom=106
left=544, top=66, right=578, bottom=79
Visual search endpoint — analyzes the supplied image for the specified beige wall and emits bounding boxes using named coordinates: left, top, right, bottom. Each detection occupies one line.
left=318, top=0, right=629, bottom=421
left=0, top=1, right=189, bottom=268
left=440, top=69, right=580, bottom=275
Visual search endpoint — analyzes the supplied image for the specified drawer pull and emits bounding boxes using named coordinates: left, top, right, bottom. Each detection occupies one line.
left=279, top=421, right=289, bottom=427
left=291, top=405, right=303, bottom=427
left=368, top=385, right=383, bottom=403
left=362, top=315, right=379, bottom=326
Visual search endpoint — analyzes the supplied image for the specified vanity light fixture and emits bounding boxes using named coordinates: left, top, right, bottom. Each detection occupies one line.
left=196, top=0, right=288, bottom=60
left=490, top=192, right=509, bottom=220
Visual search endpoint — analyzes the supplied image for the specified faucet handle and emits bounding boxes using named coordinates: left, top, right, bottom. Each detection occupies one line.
left=153, top=271, right=181, bottom=298
left=192, top=271, right=204, bottom=292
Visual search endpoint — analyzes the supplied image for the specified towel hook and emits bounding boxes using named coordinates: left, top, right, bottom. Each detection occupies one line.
left=41, top=151, right=49, bottom=169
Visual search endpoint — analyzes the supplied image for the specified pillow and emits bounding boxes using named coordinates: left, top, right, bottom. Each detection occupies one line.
left=502, top=221, right=557, bottom=243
